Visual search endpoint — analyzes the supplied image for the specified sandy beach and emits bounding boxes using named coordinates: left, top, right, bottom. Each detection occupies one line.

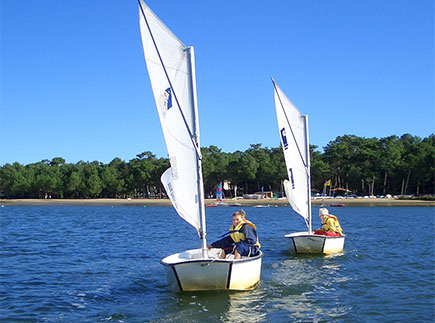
left=1, top=197, right=433, bottom=207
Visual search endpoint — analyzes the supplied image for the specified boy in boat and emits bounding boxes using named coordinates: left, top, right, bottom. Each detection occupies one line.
left=314, top=208, right=343, bottom=236
left=207, top=209, right=261, bottom=259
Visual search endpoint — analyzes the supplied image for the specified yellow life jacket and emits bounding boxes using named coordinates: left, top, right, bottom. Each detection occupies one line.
left=229, top=219, right=261, bottom=248
left=321, top=215, right=343, bottom=235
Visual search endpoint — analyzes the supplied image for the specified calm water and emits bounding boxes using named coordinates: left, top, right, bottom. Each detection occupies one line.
left=1, top=205, right=434, bottom=322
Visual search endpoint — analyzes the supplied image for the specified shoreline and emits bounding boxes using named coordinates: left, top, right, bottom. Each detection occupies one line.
left=1, top=198, right=434, bottom=207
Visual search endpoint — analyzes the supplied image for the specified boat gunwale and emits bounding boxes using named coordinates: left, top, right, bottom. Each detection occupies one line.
left=284, top=233, right=345, bottom=239
left=160, top=251, right=263, bottom=266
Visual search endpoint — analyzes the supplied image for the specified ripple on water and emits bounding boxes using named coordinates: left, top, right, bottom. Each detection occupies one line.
left=1, top=206, right=434, bottom=321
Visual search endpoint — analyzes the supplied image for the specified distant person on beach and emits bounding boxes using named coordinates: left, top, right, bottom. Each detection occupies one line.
left=207, top=209, right=261, bottom=259
left=314, top=208, right=343, bottom=236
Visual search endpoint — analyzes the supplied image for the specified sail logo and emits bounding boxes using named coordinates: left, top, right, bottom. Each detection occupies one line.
left=159, top=87, right=172, bottom=117
left=280, top=128, right=288, bottom=150
left=169, top=156, right=178, bottom=180
left=289, top=168, right=295, bottom=189
left=166, top=181, right=175, bottom=199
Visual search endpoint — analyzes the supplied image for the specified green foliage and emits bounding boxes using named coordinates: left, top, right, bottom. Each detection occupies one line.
left=0, top=134, right=433, bottom=199
left=202, top=146, right=229, bottom=194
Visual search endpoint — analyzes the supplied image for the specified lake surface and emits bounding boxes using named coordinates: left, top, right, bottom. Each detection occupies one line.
left=1, top=205, right=434, bottom=322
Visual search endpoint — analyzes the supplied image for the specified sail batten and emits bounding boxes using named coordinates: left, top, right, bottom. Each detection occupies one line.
left=139, top=0, right=205, bottom=237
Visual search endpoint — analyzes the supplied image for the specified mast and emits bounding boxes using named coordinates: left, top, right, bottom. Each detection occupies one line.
left=304, top=115, right=312, bottom=233
left=187, top=46, right=207, bottom=252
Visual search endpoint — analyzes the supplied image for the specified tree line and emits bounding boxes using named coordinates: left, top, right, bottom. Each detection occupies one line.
left=0, top=134, right=433, bottom=199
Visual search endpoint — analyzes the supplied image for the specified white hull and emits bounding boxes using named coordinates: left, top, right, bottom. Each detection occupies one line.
left=285, top=232, right=345, bottom=255
left=160, top=248, right=263, bottom=292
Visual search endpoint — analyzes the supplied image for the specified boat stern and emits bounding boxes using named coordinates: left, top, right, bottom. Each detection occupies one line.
left=160, top=248, right=263, bottom=292
left=285, top=232, right=345, bottom=255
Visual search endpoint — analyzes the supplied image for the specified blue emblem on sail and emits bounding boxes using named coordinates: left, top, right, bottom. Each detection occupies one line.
left=159, top=88, right=173, bottom=117
left=164, top=88, right=172, bottom=109
left=289, top=168, right=295, bottom=189
left=280, top=128, right=288, bottom=150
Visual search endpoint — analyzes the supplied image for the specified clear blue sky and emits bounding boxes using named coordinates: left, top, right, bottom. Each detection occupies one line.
left=1, top=0, right=434, bottom=166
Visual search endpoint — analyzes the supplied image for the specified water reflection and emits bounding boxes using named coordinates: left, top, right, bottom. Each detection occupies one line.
left=153, top=289, right=268, bottom=322
left=262, top=254, right=353, bottom=320
left=222, top=290, right=267, bottom=322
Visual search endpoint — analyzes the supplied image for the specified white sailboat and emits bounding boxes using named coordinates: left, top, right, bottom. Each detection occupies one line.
left=272, top=79, right=345, bottom=254
left=138, top=0, right=262, bottom=292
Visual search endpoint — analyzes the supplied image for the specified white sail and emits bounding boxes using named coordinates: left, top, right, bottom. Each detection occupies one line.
left=273, top=80, right=311, bottom=224
left=137, top=2, right=263, bottom=292
left=138, top=0, right=202, bottom=232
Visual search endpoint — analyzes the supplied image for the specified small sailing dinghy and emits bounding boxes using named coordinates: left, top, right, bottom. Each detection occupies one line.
left=138, top=0, right=262, bottom=292
left=272, top=78, right=345, bottom=254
